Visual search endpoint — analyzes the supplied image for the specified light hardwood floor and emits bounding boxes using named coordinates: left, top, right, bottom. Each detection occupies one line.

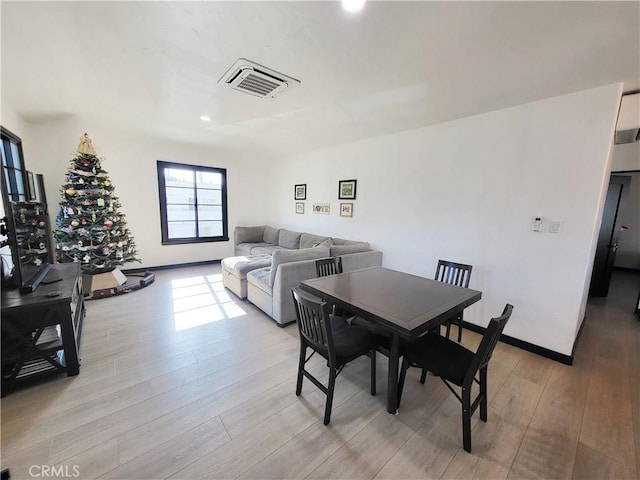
left=2, top=265, right=638, bottom=479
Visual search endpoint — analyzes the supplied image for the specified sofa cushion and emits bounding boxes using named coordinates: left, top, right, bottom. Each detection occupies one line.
left=330, top=242, right=371, bottom=256
left=235, top=226, right=265, bottom=244
left=300, top=232, right=331, bottom=249
left=251, top=245, right=283, bottom=255
left=236, top=242, right=267, bottom=257
left=263, top=226, right=280, bottom=245
left=222, top=255, right=272, bottom=276
left=278, top=229, right=302, bottom=249
left=247, top=267, right=273, bottom=295
left=269, top=246, right=330, bottom=286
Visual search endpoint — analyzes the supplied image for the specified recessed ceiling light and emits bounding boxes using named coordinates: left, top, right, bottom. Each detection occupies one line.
left=342, top=0, right=366, bottom=13
left=200, top=115, right=211, bottom=122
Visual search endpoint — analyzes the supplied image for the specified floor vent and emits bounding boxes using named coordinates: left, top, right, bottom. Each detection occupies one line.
left=218, top=58, right=300, bottom=99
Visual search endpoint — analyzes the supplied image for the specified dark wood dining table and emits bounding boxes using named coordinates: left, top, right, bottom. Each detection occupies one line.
left=300, top=266, right=482, bottom=413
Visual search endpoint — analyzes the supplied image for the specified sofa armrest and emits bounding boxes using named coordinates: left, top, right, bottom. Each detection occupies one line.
left=340, top=250, right=383, bottom=271
left=270, top=247, right=330, bottom=286
left=271, top=258, right=320, bottom=325
left=270, top=249, right=383, bottom=325
left=234, top=226, right=265, bottom=246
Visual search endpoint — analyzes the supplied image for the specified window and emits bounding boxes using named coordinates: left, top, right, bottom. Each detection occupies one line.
left=1, top=126, right=28, bottom=202
left=157, top=161, right=229, bottom=245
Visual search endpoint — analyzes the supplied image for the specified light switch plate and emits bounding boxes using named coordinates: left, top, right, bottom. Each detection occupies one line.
left=550, top=220, right=561, bottom=233
left=532, top=217, right=543, bottom=232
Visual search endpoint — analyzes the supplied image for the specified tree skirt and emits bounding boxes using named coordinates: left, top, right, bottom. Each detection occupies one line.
left=86, top=271, right=155, bottom=300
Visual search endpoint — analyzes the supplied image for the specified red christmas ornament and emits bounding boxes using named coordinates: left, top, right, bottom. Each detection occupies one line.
left=104, top=220, right=113, bottom=228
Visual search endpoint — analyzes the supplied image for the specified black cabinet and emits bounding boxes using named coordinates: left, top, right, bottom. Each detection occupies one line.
left=1, top=263, right=85, bottom=396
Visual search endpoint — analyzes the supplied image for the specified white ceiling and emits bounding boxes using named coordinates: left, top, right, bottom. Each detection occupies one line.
left=2, top=1, right=639, bottom=157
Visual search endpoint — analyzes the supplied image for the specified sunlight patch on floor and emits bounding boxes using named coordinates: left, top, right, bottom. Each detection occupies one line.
left=171, top=273, right=246, bottom=331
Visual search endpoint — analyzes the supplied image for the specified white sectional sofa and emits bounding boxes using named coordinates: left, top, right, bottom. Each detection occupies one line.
left=222, top=226, right=383, bottom=326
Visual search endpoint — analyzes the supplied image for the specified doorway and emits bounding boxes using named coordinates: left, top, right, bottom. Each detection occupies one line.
left=589, top=174, right=633, bottom=297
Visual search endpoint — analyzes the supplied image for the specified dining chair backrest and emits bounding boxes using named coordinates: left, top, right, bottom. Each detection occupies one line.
left=292, top=287, right=334, bottom=357
left=398, top=303, right=513, bottom=452
left=435, top=260, right=472, bottom=288
left=316, top=257, right=343, bottom=277
left=292, top=286, right=377, bottom=425
left=464, top=304, right=513, bottom=384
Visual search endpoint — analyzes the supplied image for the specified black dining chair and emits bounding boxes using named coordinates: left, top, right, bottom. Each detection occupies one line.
left=315, top=256, right=343, bottom=277
left=315, top=257, right=348, bottom=317
left=292, top=287, right=377, bottom=425
left=434, top=260, right=473, bottom=342
left=398, top=304, right=513, bottom=453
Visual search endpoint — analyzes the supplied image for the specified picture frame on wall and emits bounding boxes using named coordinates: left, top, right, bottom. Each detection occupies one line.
left=294, top=184, right=307, bottom=200
left=295, top=202, right=305, bottom=214
left=340, top=203, right=353, bottom=217
left=312, top=203, right=330, bottom=215
left=338, top=179, right=357, bottom=199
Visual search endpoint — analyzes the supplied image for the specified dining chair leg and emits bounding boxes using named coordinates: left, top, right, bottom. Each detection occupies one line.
left=445, top=322, right=452, bottom=339
left=296, top=345, right=306, bottom=396
left=324, top=369, right=337, bottom=425
left=456, top=315, right=463, bottom=342
left=479, top=366, right=488, bottom=421
left=397, top=357, right=409, bottom=407
left=420, top=368, right=428, bottom=384
left=370, top=350, right=377, bottom=396
left=462, top=385, right=472, bottom=453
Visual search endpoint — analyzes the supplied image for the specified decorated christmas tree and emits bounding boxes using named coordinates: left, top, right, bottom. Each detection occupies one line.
left=55, top=134, right=140, bottom=277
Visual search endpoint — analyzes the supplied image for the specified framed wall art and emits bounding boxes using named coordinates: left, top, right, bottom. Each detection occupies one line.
left=338, top=179, right=357, bottom=200
left=294, top=184, right=307, bottom=200
left=312, top=203, right=330, bottom=215
left=340, top=203, right=353, bottom=217
left=295, top=202, right=305, bottom=214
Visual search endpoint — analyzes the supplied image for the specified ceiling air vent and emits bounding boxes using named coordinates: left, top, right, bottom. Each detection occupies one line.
left=615, top=93, right=640, bottom=144
left=218, top=58, right=300, bottom=99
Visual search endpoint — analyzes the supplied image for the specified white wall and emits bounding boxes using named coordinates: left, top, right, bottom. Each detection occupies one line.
left=1, top=117, right=272, bottom=269
left=266, top=84, right=622, bottom=356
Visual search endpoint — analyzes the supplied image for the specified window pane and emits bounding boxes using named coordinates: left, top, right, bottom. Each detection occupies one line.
left=198, top=221, right=223, bottom=237
left=4, top=170, right=11, bottom=194
left=168, top=222, right=196, bottom=239
left=197, top=188, right=222, bottom=205
left=196, top=171, right=222, bottom=188
left=197, top=205, right=222, bottom=220
left=167, top=204, right=195, bottom=222
left=14, top=170, right=25, bottom=195
left=1, top=142, right=7, bottom=166
left=10, top=143, right=22, bottom=169
left=164, top=168, right=194, bottom=187
left=165, top=186, right=194, bottom=205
